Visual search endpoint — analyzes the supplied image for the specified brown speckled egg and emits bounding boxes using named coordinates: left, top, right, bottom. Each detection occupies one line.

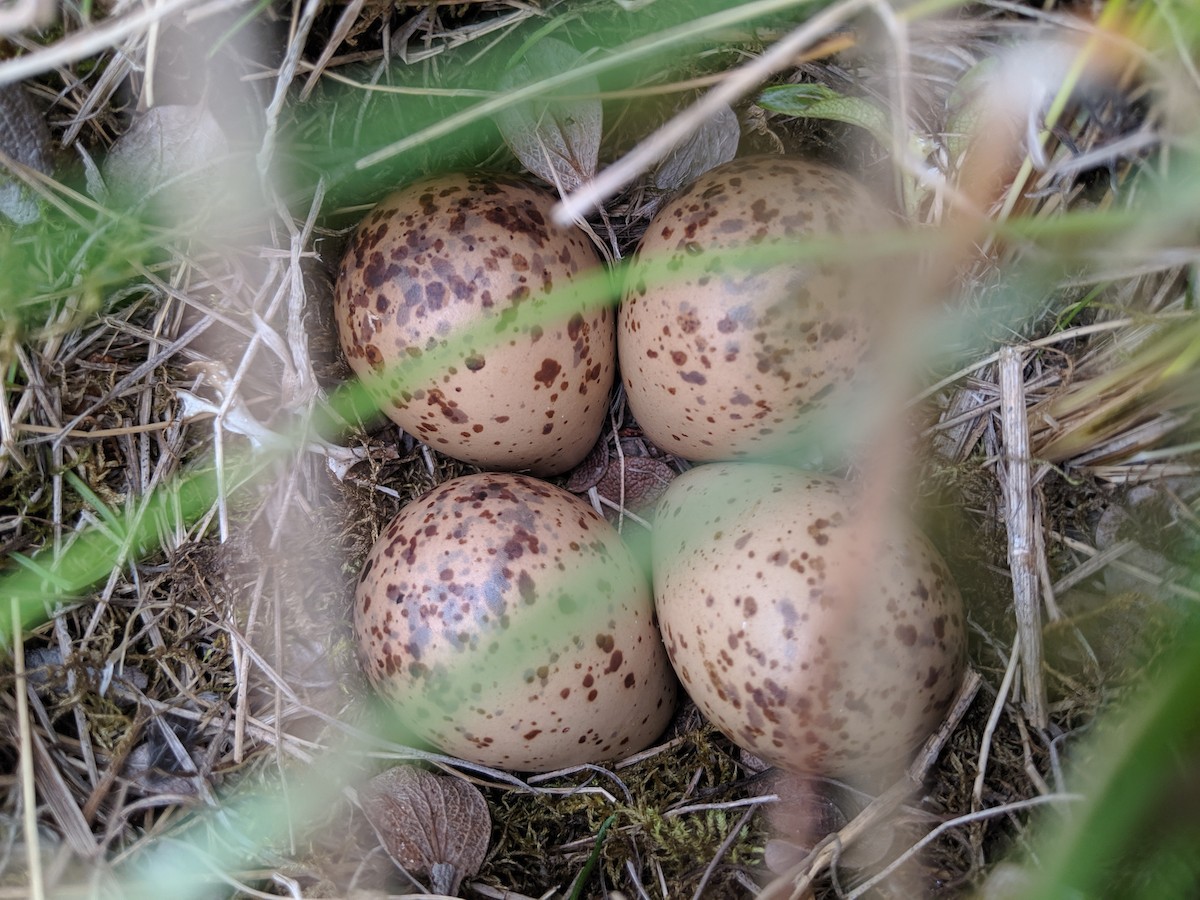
left=355, top=471, right=677, bottom=773
left=619, top=155, right=888, bottom=461
left=335, top=172, right=613, bottom=476
left=652, top=463, right=965, bottom=784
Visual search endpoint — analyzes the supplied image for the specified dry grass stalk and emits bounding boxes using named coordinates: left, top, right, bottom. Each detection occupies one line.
left=972, top=639, right=1022, bottom=813
left=299, top=0, right=368, bottom=102
left=997, top=347, right=1048, bottom=728
left=1029, top=317, right=1200, bottom=469
left=1049, top=530, right=1200, bottom=603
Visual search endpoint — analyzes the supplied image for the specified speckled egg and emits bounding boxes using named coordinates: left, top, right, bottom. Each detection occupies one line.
left=335, top=172, right=613, bottom=476
left=652, top=463, right=965, bottom=783
left=355, top=471, right=677, bottom=773
left=619, top=155, right=888, bottom=461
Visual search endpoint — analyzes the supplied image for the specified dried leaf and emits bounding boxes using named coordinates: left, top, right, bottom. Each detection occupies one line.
left=360, top=766, right=490, bottom=896
left=122, top=710, right=214, bottom=797
left=618, top=435, right=652, bottom=458
left=652, top=102, right=740, bottom=192
left=493, top=38, right=601, bottom=192
left=0, top=83, right=54, bottom=225
left=596, top=455, right=676, bottom=510
left=564, top=439, right=610, bottom=493
left=102, top=104, right=229, bottom=206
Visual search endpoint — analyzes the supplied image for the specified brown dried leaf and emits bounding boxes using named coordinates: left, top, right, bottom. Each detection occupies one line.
left=564, top=439, right=610, bottom=493
left=0, top=83, right=54, bottom=224
left=653, top=101, right=740, bottom=192
left=494, top=38, right=600, bottom=192
left=102, top=104, right=229, bottom=206
left=596, top=455, right=676, bottom=510
left=360, top=766, right=490, bottom=896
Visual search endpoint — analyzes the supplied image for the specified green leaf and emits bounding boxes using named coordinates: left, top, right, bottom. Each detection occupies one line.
left=567, top=813, right=617, bottom=900
left=757, top=83, right=892, bottom=147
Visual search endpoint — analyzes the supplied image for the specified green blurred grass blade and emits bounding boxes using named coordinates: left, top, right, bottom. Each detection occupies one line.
left=0, top=457, right=265, bottom=647
left=1019, top=606, right=1200, bottom=899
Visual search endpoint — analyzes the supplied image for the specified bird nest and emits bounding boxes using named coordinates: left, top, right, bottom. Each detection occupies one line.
left=2, top=1, right=1199, bottom=898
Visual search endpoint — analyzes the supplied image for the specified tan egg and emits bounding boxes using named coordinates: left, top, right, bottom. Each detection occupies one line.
left=618, top=155, right=888, bottom=461
left=652, top=463, right=965, bottom=784
left=354, top=472, right=677, bottom=773
left=335, top=172, right=613, bottom=476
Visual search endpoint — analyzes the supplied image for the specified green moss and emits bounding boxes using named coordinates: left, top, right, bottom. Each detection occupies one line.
left=479, top=724, right=765, bottom=897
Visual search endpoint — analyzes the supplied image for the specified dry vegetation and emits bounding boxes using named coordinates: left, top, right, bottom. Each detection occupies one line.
left=2, top=0, right=1199, bottom=898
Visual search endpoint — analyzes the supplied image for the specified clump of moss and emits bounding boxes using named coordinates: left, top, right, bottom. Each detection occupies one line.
left=479, top=722, right=765, bottom=897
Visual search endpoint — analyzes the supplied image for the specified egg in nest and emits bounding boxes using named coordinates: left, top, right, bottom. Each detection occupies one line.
left=354, top=472, right=678, bottom=773
left=652, top=462, right=966, bottom=784
left=619, top=155, right=890, bottom=462
left=335, top=172, right=614, bottom=476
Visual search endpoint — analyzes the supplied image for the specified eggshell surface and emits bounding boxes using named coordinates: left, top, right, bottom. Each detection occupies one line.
left=652, top=463, right=965, bottom=782
left=335, top=172, right=613, bottom=476
left=619, top=155, right=888, bottom=461
left=355, top=472, right=677, bottom=773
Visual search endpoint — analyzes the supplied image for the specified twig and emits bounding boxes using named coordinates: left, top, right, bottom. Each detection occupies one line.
left=1049, top=539, right=1137, bottom=596
left=298, top=0, right=366, bottom=101
left=258, top=0, right=322, bottom=181
left=972, top=639, right=1020, bottom=810
left=665, top=795, right=779, bottom=819
left=28, top=718, right=96, bottom=858
left=1032, top=499, right=1063, bottom=621
left=1014, top=715, right=1052, bottom=797
left=998, top=346, right=1048, bottom=729
left=1047, top=531, right=1200, bottom=602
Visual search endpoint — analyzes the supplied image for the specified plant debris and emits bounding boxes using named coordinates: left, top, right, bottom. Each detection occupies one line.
left=101, top=104, right=230, bottom=208
left=359, top=765, right=491, bottom=896
left=494, top=36, right=602, bottom=194
left=0, top=83, right=54, bottom=224
left=652, top=101, right=740, bottom=192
